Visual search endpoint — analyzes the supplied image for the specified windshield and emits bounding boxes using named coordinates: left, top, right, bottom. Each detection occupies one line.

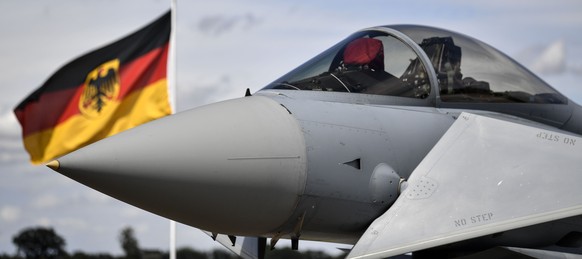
left=263, top=31, right=431, bottom=99
left=391, top=25, right=567, bottom=104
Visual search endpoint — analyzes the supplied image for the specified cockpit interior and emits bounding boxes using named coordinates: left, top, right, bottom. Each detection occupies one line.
left=263, top=25, right=567, bottom=105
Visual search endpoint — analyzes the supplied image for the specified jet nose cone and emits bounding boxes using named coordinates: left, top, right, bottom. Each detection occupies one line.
left=48, top=96, right=307, bottom=235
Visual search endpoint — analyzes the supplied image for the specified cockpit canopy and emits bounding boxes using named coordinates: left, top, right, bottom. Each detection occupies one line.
left=263, top=25, right=567, bottom=104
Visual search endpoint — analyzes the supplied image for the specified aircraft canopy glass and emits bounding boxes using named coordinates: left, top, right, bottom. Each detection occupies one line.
left=263, top=30, right=432, bottom=99
left=263, top=26, right=567, bottom=104
left=391, top=25, right=566, bottom=104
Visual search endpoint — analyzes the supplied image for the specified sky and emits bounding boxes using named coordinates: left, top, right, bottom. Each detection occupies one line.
left=1, top=0, right=582, bottom=256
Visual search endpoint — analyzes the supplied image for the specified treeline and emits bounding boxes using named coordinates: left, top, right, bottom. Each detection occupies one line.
left=1, top=226, right=346, bottom=259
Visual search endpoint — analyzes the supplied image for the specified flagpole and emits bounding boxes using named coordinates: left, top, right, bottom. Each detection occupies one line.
left=169, top=1, right=178, bottom=259
left=168, top=0, right=177, bottom=113
left=170, top=220, right=176, bottom=259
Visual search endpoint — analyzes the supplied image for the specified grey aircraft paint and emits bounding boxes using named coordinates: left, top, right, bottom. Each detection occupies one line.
left=48, top=25, right=582, bottom=258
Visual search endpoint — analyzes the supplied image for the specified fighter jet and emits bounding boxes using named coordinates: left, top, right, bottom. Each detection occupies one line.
left=47, top=25, right=582, bottom=258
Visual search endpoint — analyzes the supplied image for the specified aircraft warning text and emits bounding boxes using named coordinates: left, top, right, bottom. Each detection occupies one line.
left=536, top=131, right=577, bottom=146
left=454, top=212, right=494, bottom=228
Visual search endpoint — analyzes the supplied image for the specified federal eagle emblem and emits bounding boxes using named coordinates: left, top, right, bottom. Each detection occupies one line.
left=79, top=59, right=120, bottom=119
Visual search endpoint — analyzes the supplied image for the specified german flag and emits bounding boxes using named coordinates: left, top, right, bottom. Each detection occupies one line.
left=14, top=11, right=172, bottom=164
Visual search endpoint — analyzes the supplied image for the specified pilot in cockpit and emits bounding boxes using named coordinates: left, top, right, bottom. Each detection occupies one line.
left=340, top=38, right=386, bottom=73
left=269, top=34, right=430, bottom=98
left=336, top=37, right=403, bottom=95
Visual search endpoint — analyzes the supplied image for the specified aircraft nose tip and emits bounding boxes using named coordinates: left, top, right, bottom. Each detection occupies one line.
left=46, top=160, right=60, bottom=170
left=49, top=96, right=307, bottom=235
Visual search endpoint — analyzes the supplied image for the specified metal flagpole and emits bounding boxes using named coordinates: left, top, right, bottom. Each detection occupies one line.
left=168, top=0, right=177, bottom=113
left=169, top=1, right=178, bottom=259
left=170, top=220, right=176, bottom=259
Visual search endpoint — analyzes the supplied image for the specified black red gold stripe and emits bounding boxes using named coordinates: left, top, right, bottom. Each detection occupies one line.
left=14, top=11, right=172, bottom=164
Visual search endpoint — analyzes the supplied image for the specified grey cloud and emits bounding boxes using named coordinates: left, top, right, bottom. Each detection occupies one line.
left=530, top=40, right=567, bottom=75
left=177, top=75, right=238, bottom=111
left=0, top=107, right=27, bottom=163
left=53, top=217, right=91, bottom=231
left=516, top=40, right=570, bottom=76
left=196, top=13, right=261, bottom=36
left=571, top=64, right=582, bottom=76
left=31, top=193, right=62, bottom=209
left=0, top=205, right=21, bottom=222
left=0, top=107, right=20, bottom=138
